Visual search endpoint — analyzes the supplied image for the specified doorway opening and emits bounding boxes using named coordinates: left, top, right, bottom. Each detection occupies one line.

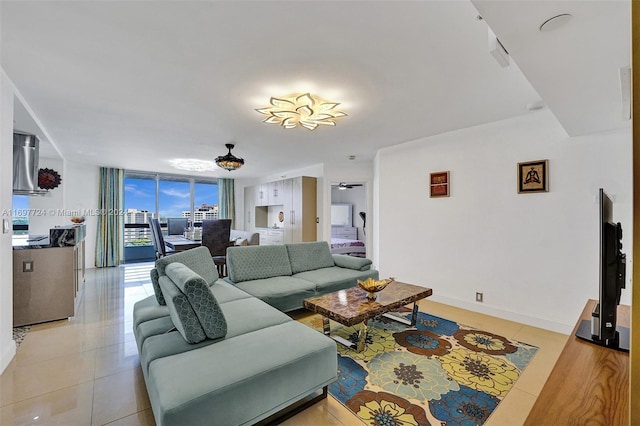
left=330, top=182, right=368, bottom=258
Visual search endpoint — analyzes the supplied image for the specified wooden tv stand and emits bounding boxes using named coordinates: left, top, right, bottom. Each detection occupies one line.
left=524, top=299, right=629, bottom=425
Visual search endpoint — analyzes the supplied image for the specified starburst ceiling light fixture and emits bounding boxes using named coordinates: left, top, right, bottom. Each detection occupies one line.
left=255, top=93, right=347, bottom=130
left=215, top=144, right=244, bottom=171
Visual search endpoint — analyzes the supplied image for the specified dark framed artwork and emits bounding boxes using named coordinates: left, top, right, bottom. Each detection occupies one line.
left=517, top=160, right=548, bottom=193
left=430, top=171, right=449, bottom=197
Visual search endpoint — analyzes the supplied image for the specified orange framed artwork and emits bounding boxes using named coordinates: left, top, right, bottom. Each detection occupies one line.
left=430, top=171, right=449, bottom=197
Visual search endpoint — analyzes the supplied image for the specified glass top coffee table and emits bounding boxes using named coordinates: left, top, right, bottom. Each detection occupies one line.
left=303, top=281, right=432, bottom=352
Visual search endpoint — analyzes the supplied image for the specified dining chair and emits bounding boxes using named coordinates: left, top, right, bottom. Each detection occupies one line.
left=201, top=219, right=232, bottom=277
left=167, top=217, right=189, bottom=235
left=149, top=218, right=174, bottom=259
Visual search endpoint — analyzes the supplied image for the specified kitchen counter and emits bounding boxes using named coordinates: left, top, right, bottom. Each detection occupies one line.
left=12, top=224, right=86, bottom=249
left=12, top=235, right=50, bottom=249
left=50, top=224, right=86, bottom=247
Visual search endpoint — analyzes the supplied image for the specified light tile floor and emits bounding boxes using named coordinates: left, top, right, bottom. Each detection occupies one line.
left=0, top=263, right=568, bottom=425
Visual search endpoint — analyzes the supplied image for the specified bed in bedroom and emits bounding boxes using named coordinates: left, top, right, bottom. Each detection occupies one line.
left=330, top=237, right=366, bottom=258
left=330, top=205, right=366, bottom=257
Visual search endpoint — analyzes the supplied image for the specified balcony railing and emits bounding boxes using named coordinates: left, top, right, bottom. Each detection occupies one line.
left=124, top=222, right=205, bottom=246
left=124, top=223, right=152, bottom=247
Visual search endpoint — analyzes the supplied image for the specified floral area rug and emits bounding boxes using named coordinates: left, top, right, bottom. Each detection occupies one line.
left=299, top=311, right=538, bottom=426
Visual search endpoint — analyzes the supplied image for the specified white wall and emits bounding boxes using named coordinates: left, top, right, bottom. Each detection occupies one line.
left=0, top=70, right=17, bottom=372
left=375, top=110, right=632, bottom=334
left=64, top=161, right=99, bottom=268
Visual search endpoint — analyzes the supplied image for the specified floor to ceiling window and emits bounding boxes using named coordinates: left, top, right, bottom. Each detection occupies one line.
left=123, top=172, right=218, bottom=263
left=158, top=177, right=191, bottom=224
left=193, top=181, right=219, bottom=222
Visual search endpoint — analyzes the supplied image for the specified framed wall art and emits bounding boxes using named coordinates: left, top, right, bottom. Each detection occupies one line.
left=517, top=160, right=548, bottom=193
left=430, top=171, right=449, bottom=197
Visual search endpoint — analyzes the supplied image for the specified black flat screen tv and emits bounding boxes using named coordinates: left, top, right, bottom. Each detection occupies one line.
left=575, top=188, right=628, bottom=352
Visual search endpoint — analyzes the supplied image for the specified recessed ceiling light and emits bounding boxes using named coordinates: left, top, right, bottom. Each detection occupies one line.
left=348, top=155, right=356, bottom=160
left=169, top=159, right=215, bottom=172
left=539, top=14, right=573, bottom=32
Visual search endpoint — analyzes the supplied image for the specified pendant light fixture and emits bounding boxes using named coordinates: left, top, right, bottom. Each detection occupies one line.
left=215, top=144, right=244, bottom=171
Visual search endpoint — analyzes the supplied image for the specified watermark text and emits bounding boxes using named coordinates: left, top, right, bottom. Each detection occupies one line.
left=2, top=208, right=126, bottom=217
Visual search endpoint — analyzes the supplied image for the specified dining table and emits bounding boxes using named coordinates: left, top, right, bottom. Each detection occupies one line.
left=164, top=235, right=202, bottom=252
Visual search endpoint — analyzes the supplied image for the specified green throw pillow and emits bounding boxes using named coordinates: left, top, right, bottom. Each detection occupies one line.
left=149, top=268, right=166, bottom=305
left=158, top=276, right=207, bottom=344
left=155, top=246, right=219, bottom=286
left=226, top=245, right=292, bottom=283
left=287, top=241, right=335, bottom=274
left=165, top=263, right=227, bottom=340
left=332, top=254, right=373, bottom=271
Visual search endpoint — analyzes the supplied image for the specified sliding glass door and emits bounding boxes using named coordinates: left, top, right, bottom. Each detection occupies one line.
left=123, top=172, right=217, bottom=263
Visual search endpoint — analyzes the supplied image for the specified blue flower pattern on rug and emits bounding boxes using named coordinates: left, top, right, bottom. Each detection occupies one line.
left=329, top=355, right=368, bottom=401
left=413, top=312, right=460, bottom=336
left=302, top=310, right=538, bottom=426
left=506, top=345, right=538, bottom=371
left=429, top=385, right=500, bottom=426
left=367, top=351, right=459, bottom=401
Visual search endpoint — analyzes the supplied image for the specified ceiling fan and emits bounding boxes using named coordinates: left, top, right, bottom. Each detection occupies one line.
left=336, top=182, right=364, bottom=190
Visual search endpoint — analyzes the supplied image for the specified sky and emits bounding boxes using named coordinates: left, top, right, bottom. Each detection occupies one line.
left=13, top=195, right=28, bottom=211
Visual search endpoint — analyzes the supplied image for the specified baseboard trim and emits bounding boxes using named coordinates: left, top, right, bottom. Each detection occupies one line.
left=0, top=339, right=16, bottom=373
left=429, top=294, right=573, bottom=335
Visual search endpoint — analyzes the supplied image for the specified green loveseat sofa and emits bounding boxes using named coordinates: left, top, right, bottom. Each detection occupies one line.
left=133, top=247, right=337, bottom=426
left=224, top=241, right=379, bottom=312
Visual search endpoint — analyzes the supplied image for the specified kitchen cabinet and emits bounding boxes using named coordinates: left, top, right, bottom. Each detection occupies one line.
left=254, top=180, right=288, bottom=207
left=244, top=185, right=255, bottom=231
left=258, top=228, right=284, bottom=245
left=269, top=180, right=285, bottom=205
left=283, top=176, right=317, bottom=243
left=12, top=224, right=86, bottom=326
left=255, top=182, right=270, bottom=206
left=248, top=176, right=317, bottom=244
left=13, top=247, right=75, bottom=326
left=74, top=240, right=85, bottom=293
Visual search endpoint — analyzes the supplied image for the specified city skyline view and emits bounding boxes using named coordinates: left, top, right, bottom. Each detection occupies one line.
left=125, top=177, right=218, bottom=220
left=11, top=177, right=218, bottom=228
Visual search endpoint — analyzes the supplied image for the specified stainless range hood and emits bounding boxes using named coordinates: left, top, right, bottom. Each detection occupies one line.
left=13, top=132, right=49, bottom=196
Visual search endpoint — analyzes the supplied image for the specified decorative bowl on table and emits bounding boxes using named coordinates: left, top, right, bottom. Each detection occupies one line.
left=357, top=277, right=395, bottom=300
left=70, top=216, right=85, bottom=224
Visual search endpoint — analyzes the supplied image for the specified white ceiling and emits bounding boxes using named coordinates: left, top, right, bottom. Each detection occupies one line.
left=1, top=1, right=630, bottom=179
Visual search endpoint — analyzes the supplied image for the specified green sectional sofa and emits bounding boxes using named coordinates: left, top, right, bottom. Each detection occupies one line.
left=225, top=241, right=379, bottom=312
left=133, top=247, right=338, bottom=426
